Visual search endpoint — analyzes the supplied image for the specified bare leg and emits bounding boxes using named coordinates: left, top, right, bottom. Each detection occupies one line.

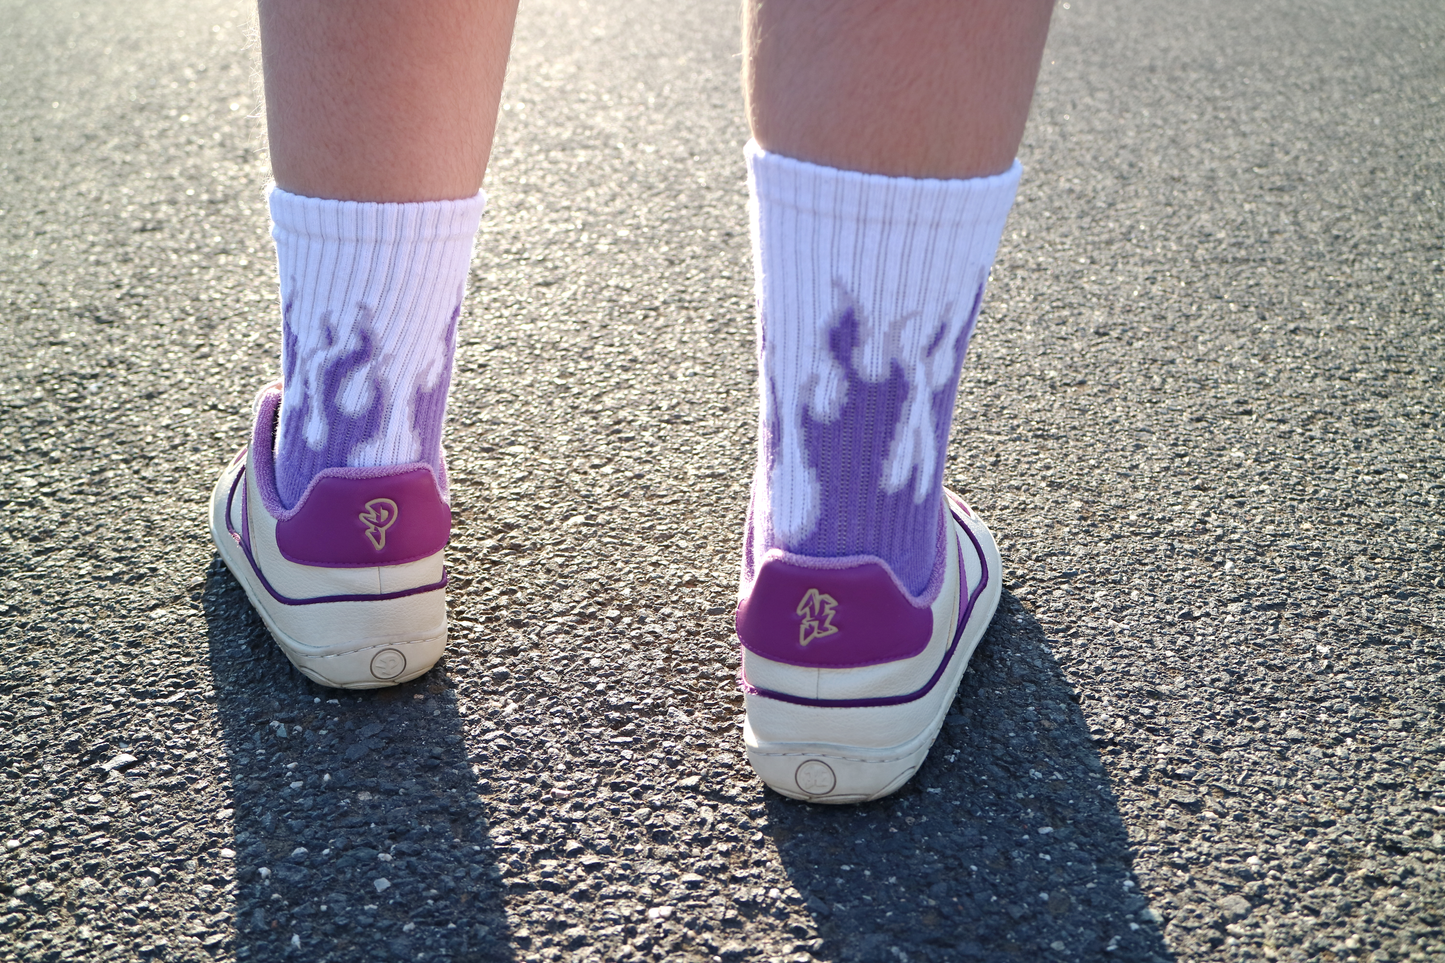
left=743, top=0, right=1053, bottom=179
left=259, top=0, right=519, bottom=202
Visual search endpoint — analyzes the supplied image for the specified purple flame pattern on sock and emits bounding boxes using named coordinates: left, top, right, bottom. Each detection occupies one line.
left=759, top=282, right=984, bottom=595
left=275, top=301, right=383, bottom=509
left=410, top=302, right=460, bottom=472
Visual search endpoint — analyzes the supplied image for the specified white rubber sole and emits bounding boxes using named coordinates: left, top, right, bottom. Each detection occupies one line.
left=208, top=460, right=447, bottom=690
left=742, top=505, right=1002, bottom=804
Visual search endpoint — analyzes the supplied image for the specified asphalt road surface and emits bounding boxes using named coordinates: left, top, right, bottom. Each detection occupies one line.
left=2, top=1, right=1443, bottom=961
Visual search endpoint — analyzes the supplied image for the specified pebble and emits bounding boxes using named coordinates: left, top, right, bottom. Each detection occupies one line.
left=1219, top=895, right=1252, bottom=921
left=101, top=753, right=139, bottom=772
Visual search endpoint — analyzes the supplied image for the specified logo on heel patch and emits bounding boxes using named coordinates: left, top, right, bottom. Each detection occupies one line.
left=359, top=498, right=399, bottom=550
left=796, top=588, right=839, bottom=647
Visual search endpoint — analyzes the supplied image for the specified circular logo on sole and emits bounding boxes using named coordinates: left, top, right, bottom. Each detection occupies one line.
left=370, top=648, right=407, bottom=681
left=795, top=759, right=837, bottom=796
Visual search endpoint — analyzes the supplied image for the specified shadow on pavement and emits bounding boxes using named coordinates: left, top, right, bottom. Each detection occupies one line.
left=764, top=590, right=1174, bottom=963
left=201, top=558, right=514, bottom=962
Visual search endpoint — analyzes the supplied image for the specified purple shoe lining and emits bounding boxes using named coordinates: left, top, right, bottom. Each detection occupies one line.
left=739, top=503, right=989, bottom=709
left=741, top=490, right=948, bottom=608
left=240, top=384, right=452, bottom=567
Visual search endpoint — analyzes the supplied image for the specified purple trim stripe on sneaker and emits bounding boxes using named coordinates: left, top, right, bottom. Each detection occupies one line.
left=738, top=504, right=988, bottom=709
left=225, top=465, right=448, bottom=607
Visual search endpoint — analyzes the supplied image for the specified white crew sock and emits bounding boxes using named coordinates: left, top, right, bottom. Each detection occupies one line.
left=746, top=141, right=1020, bottom=593
left=268, top=187, right=486, bottom=508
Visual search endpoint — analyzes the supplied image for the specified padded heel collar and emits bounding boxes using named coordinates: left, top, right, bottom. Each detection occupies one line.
left=246, top=384, right=451, bottom=568
left=275, top=468, right=451, bottom=567
left=735, top=554, right=934, bottom=669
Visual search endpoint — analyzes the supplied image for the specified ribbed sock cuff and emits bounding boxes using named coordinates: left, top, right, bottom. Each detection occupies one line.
left=267, top=187, right=487, bottom=245
left=745, top=140, right=1020, bottom=230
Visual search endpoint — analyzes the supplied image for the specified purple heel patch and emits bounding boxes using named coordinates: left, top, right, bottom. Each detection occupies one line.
left=274, top=469, right=451, bottom=567
left=736, top=556, right=933, bottom=669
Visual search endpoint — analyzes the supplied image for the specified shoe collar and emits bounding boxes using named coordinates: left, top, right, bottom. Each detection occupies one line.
left=740, top=493, right=950, bottom=608
left=249, top=384, right=448, bottom=521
